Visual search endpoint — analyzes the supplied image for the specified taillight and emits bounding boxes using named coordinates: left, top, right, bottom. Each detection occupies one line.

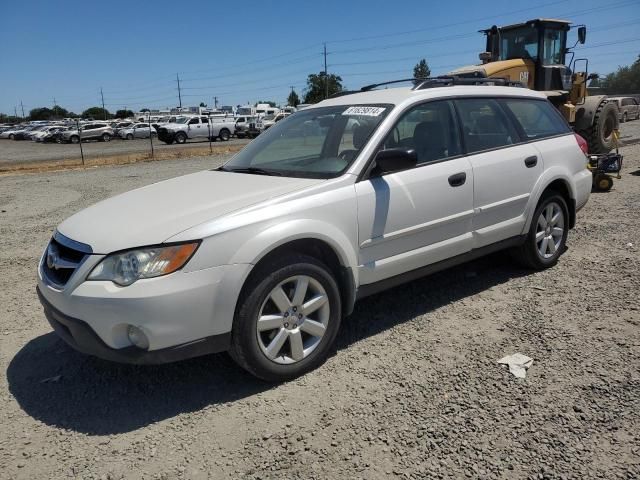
left=574, top=133, right=588, bottom=155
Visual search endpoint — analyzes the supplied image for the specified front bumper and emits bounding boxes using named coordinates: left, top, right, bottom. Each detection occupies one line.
left=37, top=287, right=230, bottom=364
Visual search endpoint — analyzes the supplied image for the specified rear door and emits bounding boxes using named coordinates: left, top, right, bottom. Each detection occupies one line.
left=454, top=97, right=541, bottom=248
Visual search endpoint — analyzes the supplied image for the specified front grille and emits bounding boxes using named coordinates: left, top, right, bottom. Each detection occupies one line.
left=42, top=233, right=91, bottom=289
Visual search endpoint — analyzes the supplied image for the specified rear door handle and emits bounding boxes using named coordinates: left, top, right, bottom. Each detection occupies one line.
left=524, top=155, right=538, bottom=168
left=448, top=172, right=466, bottom=187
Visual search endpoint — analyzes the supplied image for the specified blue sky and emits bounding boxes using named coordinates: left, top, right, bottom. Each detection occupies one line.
left=1, top=0, right=638, bottom=115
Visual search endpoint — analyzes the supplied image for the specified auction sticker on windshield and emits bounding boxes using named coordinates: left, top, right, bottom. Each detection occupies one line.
left=342, top=106, right=386, bottom=116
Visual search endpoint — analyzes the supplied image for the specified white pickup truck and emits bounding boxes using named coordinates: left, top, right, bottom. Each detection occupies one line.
left=157, top=116, right=235, bottom=144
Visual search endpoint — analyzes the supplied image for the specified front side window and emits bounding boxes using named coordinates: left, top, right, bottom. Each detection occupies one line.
left=382, top=100, right=461, bottom=164
left=454, top=98, right=517, bottom=153
left=188, top=118, right=199, bottom=125
left=502, top=99, right=570, bottom=140
left=500, top=27, right=538, bottom=61
left=221, top=104, right=392, bottom=178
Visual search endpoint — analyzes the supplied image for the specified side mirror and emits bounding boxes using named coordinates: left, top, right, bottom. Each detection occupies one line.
left=373, top=148, right=417, bottom=175
left=578, top=26, right=586, bottom=44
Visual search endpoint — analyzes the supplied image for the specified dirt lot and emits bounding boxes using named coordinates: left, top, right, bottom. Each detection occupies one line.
left=0, top=126, right=639, bottom=479
left=0, top=137, right=249, bottom=168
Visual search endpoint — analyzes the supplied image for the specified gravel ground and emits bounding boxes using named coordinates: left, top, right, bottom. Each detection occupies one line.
left=0, top=127, right=639, bottom=479
left=0, top=137, right=249, bottom=166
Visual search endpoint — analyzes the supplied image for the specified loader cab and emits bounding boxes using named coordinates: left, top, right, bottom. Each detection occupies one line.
left=483, top=19, right=576, bottom=92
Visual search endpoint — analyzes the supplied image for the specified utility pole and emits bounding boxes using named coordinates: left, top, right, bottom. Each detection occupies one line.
left=20, top=101, right=25, bottom=119
left=214, top=96, right=218, bottom=109
left=176, top=73, right=182, bottom=109
left=100, top=87, right=106, bottom=120
left=323, top=43, right=328, bottom=100
left=53, top=97, right=58, bottom=118
left=14, top=106, right=18, bottom=119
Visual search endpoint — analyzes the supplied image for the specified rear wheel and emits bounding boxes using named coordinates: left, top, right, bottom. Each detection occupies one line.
left=579, top=101, right=619, bottom=154
left=126, top=133, right=134, bottom=140
left=70, top=135, right=80, bottom=144
left=622, top=112, right=628, bottom=123
left=175, top=132, right=187, bottom=144
left=8, top=134, right=14, bottom=140
left=219, top=128, right=230, bottom=141
left=102, top=133, right=111, bottom=142
left=230, top=254, right=342, bottom=381
left=513, top=193, right=568, bottom=270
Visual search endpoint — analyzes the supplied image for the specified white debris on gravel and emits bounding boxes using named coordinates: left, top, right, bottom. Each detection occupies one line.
left=497, top=353, right=534, bottom=378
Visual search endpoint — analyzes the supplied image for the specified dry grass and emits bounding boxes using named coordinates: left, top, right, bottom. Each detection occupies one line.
left=0, top=143, right=244, bottom=176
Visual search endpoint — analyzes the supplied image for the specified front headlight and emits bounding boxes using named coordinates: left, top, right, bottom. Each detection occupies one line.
left=87, top=242, right=199, bottom=286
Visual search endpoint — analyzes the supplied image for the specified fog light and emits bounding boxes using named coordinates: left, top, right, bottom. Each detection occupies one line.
left=127, top=325, right=149, bottom=350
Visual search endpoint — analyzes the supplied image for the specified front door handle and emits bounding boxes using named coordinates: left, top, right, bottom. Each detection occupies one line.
left=448, top=172, right=466, bottom=187
left=524, top=155, right=538, bottom=168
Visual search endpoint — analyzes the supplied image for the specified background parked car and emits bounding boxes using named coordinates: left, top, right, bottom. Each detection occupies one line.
left=119, top=123, right=157, bottom=139
left=111, top=121, right=134, bottom=137
left=59, top=123, right=114, bottom=143
left=608, top=96, right=640, bottom=123
left=13, top=125, right=43, bottom=140
left=34, top=126, right=65, bottom=143
left=234, top=116, right=257, bottom=138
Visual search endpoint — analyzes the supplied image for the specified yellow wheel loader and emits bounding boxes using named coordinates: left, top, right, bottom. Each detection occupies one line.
left=448, top=19, right=619, bottom=154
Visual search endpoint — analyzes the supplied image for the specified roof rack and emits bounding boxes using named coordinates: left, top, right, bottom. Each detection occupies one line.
left=412, top=76, right=524, bottom=89
left=328, top=75, right=524, bottom=99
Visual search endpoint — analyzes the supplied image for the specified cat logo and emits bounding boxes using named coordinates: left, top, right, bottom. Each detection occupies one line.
left=519, top=71, right=529, bottom=84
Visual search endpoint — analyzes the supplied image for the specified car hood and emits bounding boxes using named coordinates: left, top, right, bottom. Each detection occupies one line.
left=57, top=170, right=322, bottom=253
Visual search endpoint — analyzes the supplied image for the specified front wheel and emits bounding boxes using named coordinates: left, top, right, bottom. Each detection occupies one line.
left=70, top=135, right=80, bottom=144
left=230, top=254, right=342, bottom=381
left=513, top=193, right=569, bottom=270
left=126, top=133, right=134, bottom=140
left=622, top=112, right=628, bottom=123
left=102, top=133, right=111, bottom=142
left=174, top=132, right=187, bottom=144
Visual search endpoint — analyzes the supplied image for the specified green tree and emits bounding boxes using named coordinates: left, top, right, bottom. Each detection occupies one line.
left=114, top=109, right=134, bottom=118
left=599, top=55, right=640, bottom=94
left=413, top=59, right=431, bottom=85
left=199, top=102, right=207, bottom=107
left=303, top=72, right=343, bottom=103
left=140, top=108, right=150, bottom=112
left=82, top=106, right=112, bottom=120
left=29, top=107, right=54, bottom=121
left=287, top=89, right=300, bottom=107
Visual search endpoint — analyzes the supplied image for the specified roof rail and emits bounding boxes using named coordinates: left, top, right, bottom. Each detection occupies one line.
left=412, top=76, right=524, bottom=89
left=327, top=75, right=524, bottom=100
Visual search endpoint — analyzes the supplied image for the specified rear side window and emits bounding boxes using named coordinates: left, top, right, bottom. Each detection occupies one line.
left=501, top=99, right=570, bottom=140
left=454, top=98, right=516, bottom=153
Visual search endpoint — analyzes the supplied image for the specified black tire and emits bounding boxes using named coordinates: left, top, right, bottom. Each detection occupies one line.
left=102, top=133, right=111, bottom=142
left=512, top=192, right=569, bottom=270
left=230, top=254, right=342, bottom=382
left=175, top=132, right=187, bottom=144
left=8, top=134, right=14, bottom=140
left=218, top=128, right=230, bottom=141
left=126, top=133, right=134, bottom=140
left=579, top=101, right=619, bottom=154
left=593, top=173, right=613, bottom=192
left=70, top=135, right=80, bottom=144
left=621, top=112, right=628, bottom=123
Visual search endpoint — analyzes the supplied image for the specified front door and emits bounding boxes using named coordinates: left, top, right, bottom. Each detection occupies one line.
left=356, top=100, right=474, bottom=285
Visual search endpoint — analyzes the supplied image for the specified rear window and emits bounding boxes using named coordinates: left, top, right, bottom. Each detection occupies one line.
left=501, top=99, right=570, bottom=140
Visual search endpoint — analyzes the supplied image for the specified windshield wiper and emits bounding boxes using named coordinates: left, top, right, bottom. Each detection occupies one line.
left=219, top=166, right=283, bottom=176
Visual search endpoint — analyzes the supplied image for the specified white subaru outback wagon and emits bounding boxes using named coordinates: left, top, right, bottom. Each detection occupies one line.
left=37, top=82, right=592, bottom=381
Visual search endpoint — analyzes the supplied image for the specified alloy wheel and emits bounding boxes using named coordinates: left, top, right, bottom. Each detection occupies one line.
left=536, top=202, right=564, bottom=259
left=256, top=275, right=330, bottom=365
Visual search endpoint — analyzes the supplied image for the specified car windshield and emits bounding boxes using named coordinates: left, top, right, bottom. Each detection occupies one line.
left=221, top=104, right=392, bottom=179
